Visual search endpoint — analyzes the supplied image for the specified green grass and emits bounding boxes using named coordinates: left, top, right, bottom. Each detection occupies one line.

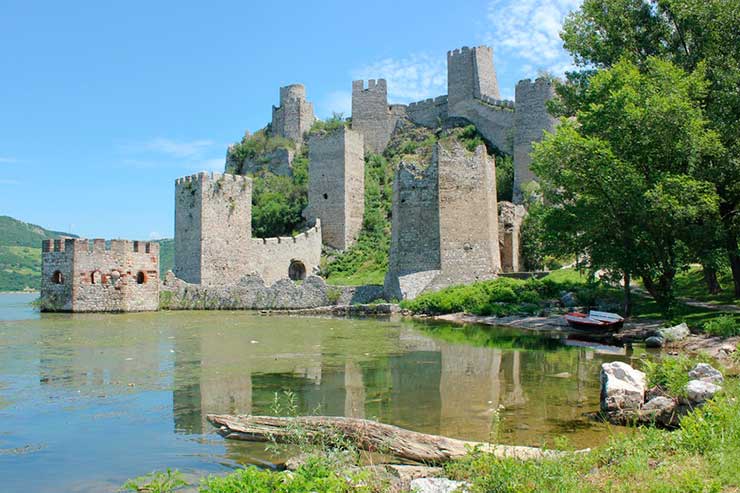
left=324, top=269, right=385, bottom=286
left=673, top=266, right=740, bottom=306
left=703, top=315, right=740, bottom=337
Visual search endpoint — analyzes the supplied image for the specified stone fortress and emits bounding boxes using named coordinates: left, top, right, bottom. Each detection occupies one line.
left=41, top=44, right=556, bottom=312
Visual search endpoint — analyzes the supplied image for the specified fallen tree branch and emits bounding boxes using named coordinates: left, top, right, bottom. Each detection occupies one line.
left=207, top=414, right=573, bottom=464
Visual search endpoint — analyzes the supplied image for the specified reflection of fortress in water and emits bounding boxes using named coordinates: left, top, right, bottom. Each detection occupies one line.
left=171, top=326, right=601, bottom=443
left=35, top=319, right=602, bottom=446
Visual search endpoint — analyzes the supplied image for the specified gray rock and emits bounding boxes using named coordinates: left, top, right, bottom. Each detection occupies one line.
left=560, top=291, right=577, bottom=307
left=642, top=396, right=675, bottom=412
left=645, top=336, right=665, bottom=348
left=685, top=379, right=722, bottom=403
left=688, top=363, right=724, bottom=384
left=658, top=322, right=690, bottom=342
left=410, top=477, right=467, bottom=493
left=600, top=362, right=647, bottom=413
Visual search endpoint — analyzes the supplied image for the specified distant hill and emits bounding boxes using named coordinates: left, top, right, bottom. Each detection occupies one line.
left=0, top=215, right=174, bottom=292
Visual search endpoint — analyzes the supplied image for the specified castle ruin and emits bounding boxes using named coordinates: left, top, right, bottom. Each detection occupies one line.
left=384, top=140, right=501, bottom=300
left=271, top=84, right=314, bottom=146
left=304, top=126, right=365, bottom=250
left=41, top=43, right=557, bottom=311
left=40, top=238, right=160, bottom=312
left=174, top=172, right=321, bottom=286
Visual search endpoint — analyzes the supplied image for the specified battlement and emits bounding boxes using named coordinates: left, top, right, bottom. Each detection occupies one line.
left=447, top=45, right=493, bottom=59
left=42, top=238, right=160, bottom=256
left=253, top=220, right=321, bottom=245
left=478, top=95, right=515, bottom=109
left=408, top=95, right=449, bottom=109
left=272, top=83, right=315, bottom=145
left=447, top=44, right=500, bottom=109
left=175, top=172, right=251, bottom=188
left=352, top=79, right=388, bottom=93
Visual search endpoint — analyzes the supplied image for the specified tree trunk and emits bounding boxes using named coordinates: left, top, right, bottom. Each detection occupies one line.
left=207, top=414, right=565, bottom=464
left=720, top=203, right=740, bottom=297
left=702, top=264, right=722, bottom=295
left=623, top=272, right=632, bottom=317
left=727, top=241, right=740, bottom=298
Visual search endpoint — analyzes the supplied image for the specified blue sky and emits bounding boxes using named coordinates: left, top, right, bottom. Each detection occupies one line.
left=0, top=0, right=580, bottom=239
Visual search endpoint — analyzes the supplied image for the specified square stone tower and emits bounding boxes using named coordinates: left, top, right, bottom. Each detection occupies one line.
left=271, top=84, right=314, bottom=145
left=513, top=78, right=558, bottom=202
left=305, top=126, right=365, bottom=250
left=174, top=172, right=252, bottom=286
left=351, top=79, right=396, bottom=154
left=385, top=139, right=501, bottom=300
left=447, top=46, right=501, bottom=111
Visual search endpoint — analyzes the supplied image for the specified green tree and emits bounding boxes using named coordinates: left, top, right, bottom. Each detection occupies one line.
left=532, top=58, right=722, bottom=315
left=561, top=0, right=740, bottom=296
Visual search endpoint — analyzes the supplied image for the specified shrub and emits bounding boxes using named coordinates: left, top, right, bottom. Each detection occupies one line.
left=703, top=315, right=739, bottom=337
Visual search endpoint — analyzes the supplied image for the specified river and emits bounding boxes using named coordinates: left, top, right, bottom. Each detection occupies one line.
left=0, top=293, right=635, bottom=492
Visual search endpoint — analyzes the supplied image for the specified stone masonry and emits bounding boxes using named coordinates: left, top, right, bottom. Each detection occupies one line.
left=174, top=172, right=321, bottom=286
left=40, top=238, right=160, bottom=312
left=271, top=84, right=314, bottom=146
left=498, top=201, right=527, bottom=273
left=304, top=126, right=365, bottom=250
left=513, top=78, right=558, bottom=202
left=385, top=139, right=501, bottom=300
left=350, top=45, right=555, bottom=203
left=351, top=79, right=402, bottom=154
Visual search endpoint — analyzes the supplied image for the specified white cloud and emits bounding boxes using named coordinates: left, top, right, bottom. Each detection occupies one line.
left=148, top=231, right=162, bottom=240
left=484, top=0, right=581, bottom=76
left=0, top=179, right=20, bottom=185
left=0, top=157, right=18, bottom=164
left=352, top=53, right=447, bottom=103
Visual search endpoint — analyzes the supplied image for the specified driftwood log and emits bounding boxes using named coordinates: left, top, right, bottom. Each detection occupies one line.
left=207, top=414, right=567, bottom=464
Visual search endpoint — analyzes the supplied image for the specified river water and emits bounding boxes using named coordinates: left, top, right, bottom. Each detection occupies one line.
left=0, top=293, right=637, bottom=492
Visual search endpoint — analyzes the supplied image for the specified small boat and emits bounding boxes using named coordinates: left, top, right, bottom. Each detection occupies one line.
left=564, top=310, right=624, bottom=333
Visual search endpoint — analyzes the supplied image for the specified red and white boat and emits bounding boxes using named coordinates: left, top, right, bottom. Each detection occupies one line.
left=564, top=310, right=624, bottom=333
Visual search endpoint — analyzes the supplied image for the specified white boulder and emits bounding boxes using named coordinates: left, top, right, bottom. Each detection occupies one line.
left=688, top=363, right=724, bottom=384
left=658, top=322, right=690, bottom=342
left=410, top=477, right=467, bottom=493
left=600, top=361, right=647, bottom=412
left=685, top=379, right=721, bottom=403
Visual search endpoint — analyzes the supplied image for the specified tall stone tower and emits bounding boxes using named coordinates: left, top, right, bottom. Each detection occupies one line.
left=513, top=78, right=557, bottom=202
left=385, top=139, right=501, bottom=300
left=447, top=46, right=501, bottom=111
left=271, top=84, right=314, bottom=145
left=351, top=79, right=394, bottom=154
left=304, top=126, right=365, bottom=250
left=174, top=172, right=252, bottom=286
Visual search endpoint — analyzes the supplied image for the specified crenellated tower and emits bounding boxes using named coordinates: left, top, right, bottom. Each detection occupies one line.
left=447, top=45, right=501, bottom=111
left=351, top=79, right=397, bottom=154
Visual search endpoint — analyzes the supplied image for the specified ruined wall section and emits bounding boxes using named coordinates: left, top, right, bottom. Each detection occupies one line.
left=406, top=96, right=448, bottom=128
left=250, top=221, right=322, bottom=285
left=498, top=201, right=527, bottom=272
left=450, top=99, right=515, bottom=153
left=433, top=140, right=500, bottom=288
left=175, top=173, right=252, bottom=286
left=305, top=127, right=365, bottom=250
left=41, top=239, right=159, bottom=312
left=513, top=78, right=557, bottom=202
left=351, top=79, right=398, bottom=154
left=385, top=139, right=502, bottom=300
left=271, top=84, right=314, bottom=145
left=447, top=46, right=501, bottom=111
left=175, top=172, right=323, bottom=287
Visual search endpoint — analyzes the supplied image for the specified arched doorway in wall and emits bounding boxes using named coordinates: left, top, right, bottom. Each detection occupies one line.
left=51, top=271, right=64, bottom=284
left=136, top=271, right=147, bottom=284
left=91, top=271, right=102, bottom=284
left=288, top=260, right=307, bottom=281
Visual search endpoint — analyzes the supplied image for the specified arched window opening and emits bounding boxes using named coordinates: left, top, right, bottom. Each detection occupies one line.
left=91, top=271, right=102, bottom=284
left=109, top=270, right=121, bottom=285
left=51, top=271, right=64, bottom=284
left=136, top=271, right=147, bottom=284
left=323, top=193, right=328, bottom=200
left=288, top=260, right=307, bottom=281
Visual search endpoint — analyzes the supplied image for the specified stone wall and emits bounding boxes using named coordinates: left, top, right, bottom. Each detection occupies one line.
left=162, top=272, right=385, bottom=310
left=40, top=238, right=160, bottom=312
left=385, top=139, right=501, bottom=300
left=406, top=96, right=448, bottom=128
left=447, top=46, right=501, bottom=111
left=351, top=79, right=398, bottom=154
left=305, top=127, right=365, bottom=250
left=448, top=98, right=515, bottom=153
left=498, top=201, right=527, bottom=273
left=513, top=78, right=557, bottom=202
left=271, top=84, right=314, bottom=145
left=174, top=172, right=322, bottom=287
left=238, top=148, right=294, bottom=177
